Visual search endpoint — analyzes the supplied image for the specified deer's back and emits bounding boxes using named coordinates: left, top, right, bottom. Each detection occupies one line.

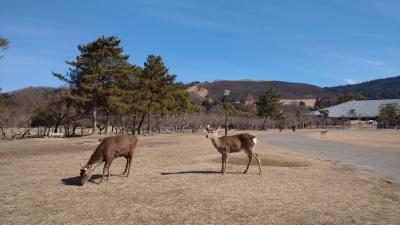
left=219, top=133, right=256, bottom=152
left=96, top=134, right=138, bottom=157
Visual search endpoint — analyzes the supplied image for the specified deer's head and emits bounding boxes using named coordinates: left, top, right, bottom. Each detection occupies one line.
left=80, top=163, right=95, bottom=186
left=205, top=126, right=220, bottom=139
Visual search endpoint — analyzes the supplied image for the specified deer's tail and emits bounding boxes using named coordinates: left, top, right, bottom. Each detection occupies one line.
left=239, top=133, right=257, bottom=149
left=252, top=137, right=257, bottom=145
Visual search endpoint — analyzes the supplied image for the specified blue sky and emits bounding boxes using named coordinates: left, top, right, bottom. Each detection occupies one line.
left=1, top=0, right=400, bottom=92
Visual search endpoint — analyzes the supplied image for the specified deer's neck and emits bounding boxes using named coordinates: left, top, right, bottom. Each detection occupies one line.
left=211, top=136, right=221, bottom=148
left=87, top=148, right=104, bottom=166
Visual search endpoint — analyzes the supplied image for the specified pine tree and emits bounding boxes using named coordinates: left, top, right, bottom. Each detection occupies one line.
left=53, top=36, right=134, bottom=134
left=318, top=109, right=329, bottom=128
left=256, top=89, right=283, bottom=130
left=135, top=55, right=176, bottom=133
left=378, top=103, right=399, bottom=128
left=337, top=92, right=366, bottom=104
left=167, top=90, right=199, bottom=131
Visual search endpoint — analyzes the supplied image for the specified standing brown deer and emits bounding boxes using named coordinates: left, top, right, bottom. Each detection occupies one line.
left=320, top=130, right=328, bottom=136
left=79, top=133, right=138, bottom=185
left=206, top=126, right=262, bottom=174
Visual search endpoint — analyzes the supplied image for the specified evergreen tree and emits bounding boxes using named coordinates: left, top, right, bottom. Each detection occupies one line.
left=256, top=89, right=283, bottom=130
left=201, top=96, right=215, bottom=114
left=318, top=109, right=329, bottom=128
left=135, top=55, right=176, bottom=133
left=116, top=66, right=143, bottom=134
left=168, top=90, right=199, bottom=131
left=337, top=92, right=366, bottom=104
left=170, top=90, right=198, bottom=115
left=53, top=36, right=134, bottom=134
left=378, top=103, right=399, bottom=128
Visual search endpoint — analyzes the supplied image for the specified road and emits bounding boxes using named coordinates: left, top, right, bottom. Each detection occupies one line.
left=260, top=132, right=400, bottom=183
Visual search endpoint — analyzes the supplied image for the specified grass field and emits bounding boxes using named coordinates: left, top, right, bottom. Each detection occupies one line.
left=304, top=129, right=400, bottom=150
left=0, top=130, right=399, bottom=225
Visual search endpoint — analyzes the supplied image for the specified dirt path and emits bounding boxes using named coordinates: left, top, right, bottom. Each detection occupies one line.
left=1, top=132, right=400, bottom=225
left=260, top=131, right=400, bottom=183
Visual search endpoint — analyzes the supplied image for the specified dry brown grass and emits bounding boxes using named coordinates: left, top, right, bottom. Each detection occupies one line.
left=0, top=131, right=399, bottom=225
left=304, top=129, right=400, bottom=150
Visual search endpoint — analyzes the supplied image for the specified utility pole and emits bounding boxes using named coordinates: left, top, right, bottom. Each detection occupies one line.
left=224, top=89, right=230, bottom=136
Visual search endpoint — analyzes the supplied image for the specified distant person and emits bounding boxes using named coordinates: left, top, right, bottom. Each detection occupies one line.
left=292, top=125, right=296, bottom=132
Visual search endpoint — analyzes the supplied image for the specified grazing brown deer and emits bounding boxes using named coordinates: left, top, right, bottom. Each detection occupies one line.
left=206, top=126, right=262, bottom=174
left=80, top=133, right=138, bottom=185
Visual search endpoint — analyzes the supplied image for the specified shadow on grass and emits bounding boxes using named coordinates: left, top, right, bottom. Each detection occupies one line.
left=211, top=157, right=308, bottom=167
left=61, top=174, right=102, bottom=186
left=160, top=171, right=221, bottom=175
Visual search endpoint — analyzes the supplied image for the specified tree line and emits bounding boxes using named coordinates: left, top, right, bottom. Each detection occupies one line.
left=48, top=36, right=198, bottom=135
left=1, top=35, right=398, bottom=139
left=0, top=35, right=337, bottom=138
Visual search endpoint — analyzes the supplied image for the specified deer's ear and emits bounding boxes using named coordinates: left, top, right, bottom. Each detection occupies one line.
left=80, top=163, right=85, bottom=169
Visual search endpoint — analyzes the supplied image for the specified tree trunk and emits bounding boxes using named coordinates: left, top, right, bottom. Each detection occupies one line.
left=92, top=108, right=97, bottom=135
left=72, top=124, right=77, bottom=136
left=132, top=114, right=137, bottom=134
left=263, top=116, right=268, bottom=130
left=65, top=106, right=70, bottom=137
left=147, top=107, right=151, bottom=134
left=137, top=113, right=146, bottom=134
left=105, top=110, right=109, bottom=134
left=21, top=128, right=30, bottom=139
left=54, top=123, right=60, bottom=133
left=0, top=127, right=5, bottom=138
left=224, top=101, right=229, bottom=136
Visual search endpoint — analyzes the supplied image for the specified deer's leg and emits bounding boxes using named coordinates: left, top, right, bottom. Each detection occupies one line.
left=252, top=152, right=263, bottom=174
left=222, top=153, right=228, bottom=175
left=106, top=160, right=113, bottom=181
left=122, top=157, right=129, bottom=175
left=100, top=163, right=108, bottom=184
left=225, top=153, right=229, bottom=174
left=126, top=154, right=133, bottom=177
left=243, top=152, right=253, bottom=174
left=220, top=154, right=225, bottom=173
left=107, top=165, right=110, bottom=181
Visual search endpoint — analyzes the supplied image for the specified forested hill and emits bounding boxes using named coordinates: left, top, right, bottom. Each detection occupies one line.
left=326, top=75, right=400, bottom=99
left=3, top=75, right=400, bottom=109
left=190, top=80, right=331, bottom=100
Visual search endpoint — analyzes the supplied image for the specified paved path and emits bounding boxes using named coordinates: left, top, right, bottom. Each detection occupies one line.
left=260, top=132, right=400, bottom=183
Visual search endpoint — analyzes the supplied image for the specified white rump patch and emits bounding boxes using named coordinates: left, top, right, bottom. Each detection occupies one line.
left=253, top=138, right=257, bottom=144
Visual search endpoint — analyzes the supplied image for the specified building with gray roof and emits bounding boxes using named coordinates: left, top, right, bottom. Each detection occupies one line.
left=313, top=99, right=400, bottom=118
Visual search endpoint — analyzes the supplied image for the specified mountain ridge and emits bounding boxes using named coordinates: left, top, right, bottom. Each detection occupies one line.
left=3, top=76, right=400, bottom=106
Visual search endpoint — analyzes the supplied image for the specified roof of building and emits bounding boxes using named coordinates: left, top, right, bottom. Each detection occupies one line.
left=312, top=99, right=400, bottom=118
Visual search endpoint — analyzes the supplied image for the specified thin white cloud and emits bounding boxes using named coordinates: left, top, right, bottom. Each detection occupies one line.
left=135, top=0, right=258, bottom=32
left=351, top=32, right=383, bottom=39
left=344, top=78, right=356, bottom=84
left=323, top=52, right=385, bottom=67
left=358, top=59, right=384, bottom=66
